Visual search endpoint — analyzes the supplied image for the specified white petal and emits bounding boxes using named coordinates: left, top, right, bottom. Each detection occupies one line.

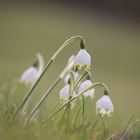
left=88, top=89, right=96, bottom=99
left=20, top=67, right=38, bottom=85
left=59, top=85, right=77, bottom=102
left=74, top=49, right=91, bottom=70
left=64, top=71, right=79, bottom=84
left=72, top=91, right=77, bottom=98
left=59, top=85, right=70, bottom=100
left=79, top=80, right=95, bottom=99
left=96, top=95, right=114, bottom=116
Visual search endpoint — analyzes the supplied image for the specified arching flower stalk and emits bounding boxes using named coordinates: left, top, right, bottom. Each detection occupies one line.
left=12, top=36, right=87, bottom=119
left=19, top=54, right=44, bottom=120
left=41, top=82, right=113, bottom=127
left=15, top=36, right=114, bottom=130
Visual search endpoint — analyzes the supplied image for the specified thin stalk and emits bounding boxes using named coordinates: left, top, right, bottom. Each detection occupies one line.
left=27, top=77, right=61, bottom=122
left=12, top=36, right=85, bottom=119
left=66, top=103, right=71, bottom=129
left=73, top=106, right=81, bottom=128
left=82, top=95, right=85, bottom=124
left=120, top=115, right=134, bottom=137
left=100, top=115, right=107, bottom=138
left=89, top=117, right=99, bottom=136
left=120, top=118, right=138, bottom=139
left=66, top=72, right=74, bottom=129
left=122, top=119, right=138, bottom=138
left=73, top=71, right=88, bottom=92
left=41, top=82, right=109, bottom=127
left=66, top=71, right=88, bottom=128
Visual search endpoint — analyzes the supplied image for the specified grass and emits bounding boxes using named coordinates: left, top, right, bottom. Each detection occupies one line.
left=0, top=82, right=139, bottom=140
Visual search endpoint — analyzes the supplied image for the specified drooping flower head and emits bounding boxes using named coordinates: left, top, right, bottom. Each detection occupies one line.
left=96, top=94, right=114, bottom=117
left=78, top=80, right=95, bottom=100
left=64, top=71, right=79, bottom=84
left=74, top=49, right=91, bottom=71
left=59, top=84, right=76, bottom=103
left=20, top=67, right=38, bottom=86
left=20, top=53, right=44, bottom=86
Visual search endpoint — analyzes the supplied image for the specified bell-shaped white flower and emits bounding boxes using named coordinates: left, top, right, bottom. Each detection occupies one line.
left=78, top=80, right=95, bottom=100
left=74, top=49, right=91, bottom=71
left=59, top=85, right=76, bottom=102
left=20, top=67, right=38, bottom=86
left=64, top=71, right=79, bottom=84
left=96, top=95, right=114, bottom=117
left=20, top=53, right=44, bottom=86
left=59, top=84, right=77, bottom=109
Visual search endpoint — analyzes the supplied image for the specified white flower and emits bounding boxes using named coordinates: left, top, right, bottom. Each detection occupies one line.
left=59, top=85, right=76, bottom=102
left=20, top=53, right=44, bottom=86
left=59, top=84, right=77, bottom=109
left=20, top=67, right=38, bottom=86
left=64, top=71, right=79, bottom=84
left=96, top=95, right=114, bottom=117
left=78, top=80, right=95, bottom=100
left=74, top=49, right=91, bottom=70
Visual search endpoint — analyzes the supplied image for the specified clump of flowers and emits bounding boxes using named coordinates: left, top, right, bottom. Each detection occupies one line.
left=58, top=39, right=114, bottom=122
left=11, top=36, right=114, bottom=136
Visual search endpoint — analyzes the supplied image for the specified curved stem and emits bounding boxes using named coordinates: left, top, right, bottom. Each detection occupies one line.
left=73, top=106, right=81, bottom=128
left=73, top=71, right=88, bottom=92
left=12, top=36, right=85, bottom=119
left=27, top=77, right=61, bottom=122
left=41, top=82, right=109, bottom=127
left=36, top=53, right=44, bottom=78
left=99, top=114, right=107, bottom=137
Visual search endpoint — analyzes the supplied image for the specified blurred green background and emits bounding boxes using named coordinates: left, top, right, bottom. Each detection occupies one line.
left=0, top=3, right=140, bottom=129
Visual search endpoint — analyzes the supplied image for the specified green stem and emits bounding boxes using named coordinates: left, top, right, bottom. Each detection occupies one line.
left=100, top=115, right=107, bottom=137
left=73, top=71, right=88, bottom=93
left=12, top=36, right=85, bottom=119
left=89, top=117, right=99, bottom=136
left=66, top=103, right=71, bottom=129
left=82, top=95, right=85, bottom=124
left=73, top=106, right=81, bottom=128
left=41, top=82, right=109, bottom=127
left=27, top=77, right=61, bottom=122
